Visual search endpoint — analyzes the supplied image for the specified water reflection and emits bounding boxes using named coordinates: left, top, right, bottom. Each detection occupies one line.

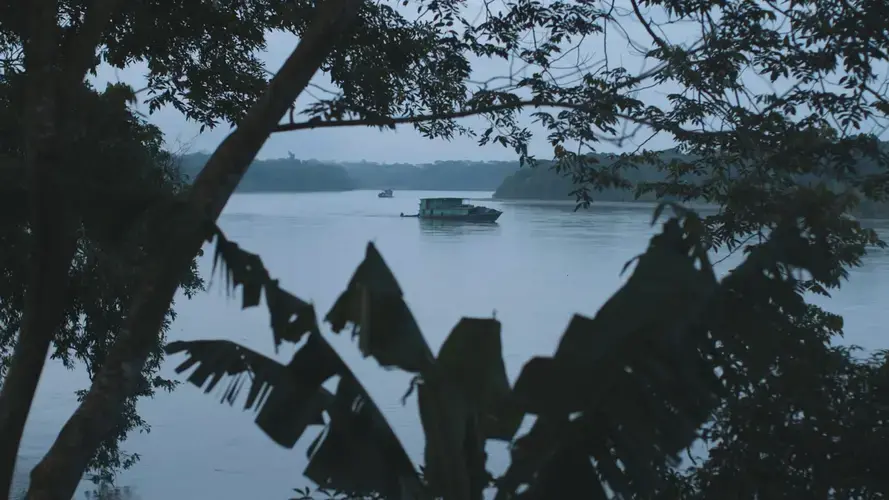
left=417, top=219, right=501, bottom=236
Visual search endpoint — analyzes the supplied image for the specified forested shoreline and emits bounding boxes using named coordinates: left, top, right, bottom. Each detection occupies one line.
left=179, top=147, right=889, bottom=219
left=176, top=152, right=520, bottom=192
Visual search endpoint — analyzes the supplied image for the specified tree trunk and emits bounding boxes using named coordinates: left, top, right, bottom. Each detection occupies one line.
left=0, top=0, right=122, bottom=495
left=0, top=0, right=71, bottom=496
left=25, top=0, right=361, bottom=497
left=0, top=210, right=77, bottom=498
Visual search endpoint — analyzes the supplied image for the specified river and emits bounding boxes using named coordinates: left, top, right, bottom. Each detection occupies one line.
left=13, top=190, right=889, bottom=499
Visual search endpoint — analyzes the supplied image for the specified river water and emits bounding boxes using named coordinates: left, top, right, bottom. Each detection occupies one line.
left=13, top=190, right=889, bottom=499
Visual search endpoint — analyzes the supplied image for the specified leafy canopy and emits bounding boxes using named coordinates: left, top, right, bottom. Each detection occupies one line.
left=0, top=77, right=204, bottom=483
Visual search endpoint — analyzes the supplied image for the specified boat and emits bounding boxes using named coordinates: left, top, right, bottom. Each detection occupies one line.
left=400, top=197, right=502, bottom=222
left=378, top=189, right=394, bottom=198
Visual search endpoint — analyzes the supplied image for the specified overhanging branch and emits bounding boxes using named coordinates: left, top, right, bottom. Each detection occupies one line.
left=273, top=100, right=558, bottom=132
left=272, top=100, right=728, bottom=142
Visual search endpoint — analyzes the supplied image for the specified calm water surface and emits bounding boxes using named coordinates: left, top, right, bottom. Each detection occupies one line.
left=14, top=190, right=889, bottom=499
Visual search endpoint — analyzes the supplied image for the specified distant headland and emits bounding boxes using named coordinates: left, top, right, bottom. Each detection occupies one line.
left=178, top=145, right=889, bottom=217
left=176, top=152, right=520, bottom=193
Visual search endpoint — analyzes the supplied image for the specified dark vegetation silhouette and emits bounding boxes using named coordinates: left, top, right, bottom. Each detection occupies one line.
left=340, top=160, right=519, bottom=191
left=493, top=143, right=889, bottom=218
left=493, top=150, right=687, bottom=202
left=0, top=81, right=203, bottom=486
left=177, top=153, right=359, bottom=193
left=178, top=153, right=521, bottom=192
left=2, top=0, right=889, bottom=499
left=167, top=209, right=723, bottom=499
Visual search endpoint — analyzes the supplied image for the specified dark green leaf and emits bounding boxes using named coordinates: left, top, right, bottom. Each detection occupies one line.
left=255, top=332, right=344, bottom=448
left=325, top=242, right=433, bottom=373
left=211, top=231, right=266, bottom=309
left=520, top=447, right=608, bottom=500
left=265, top=280, right=318, bottom=350
left=511, top=356, right=576, bottom=415
left=164, top=334, right=339, bottom=449
left=502, top=218, right=722, bottom=498
left=417, top=378, right=481, bottom=500
left=164, top=340, right=284, bottom=412
left=305, top=375, right=425, bottom=499
left=436, top=317, right=519, bottom=440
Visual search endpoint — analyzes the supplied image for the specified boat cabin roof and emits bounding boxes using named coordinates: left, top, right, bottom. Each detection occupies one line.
left=420, top=197, right=465, bottom=203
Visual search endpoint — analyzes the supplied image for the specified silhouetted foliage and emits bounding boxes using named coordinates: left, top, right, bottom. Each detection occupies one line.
left=146, top=0, right=889, bottom=494
left=165, top=199, right=858, bottom=499
left=7, top=0, right=889, bottom=495
left=177, top=154, right=520, bottom=193
left=338, top=160, right=520, bottom=191
left=662, top=344, right=889, bottom=499
left=177, top=153, right=358, bottom=193
left=0, top=79, right=204, bottom=483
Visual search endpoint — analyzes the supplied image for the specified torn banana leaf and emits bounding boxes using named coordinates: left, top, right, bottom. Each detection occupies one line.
left=417, top=378, right=485, bottom=500
left=265, top=280, right=319, bottom=349
left=325, top=242, right=433, bottom=373
left=436, top=317, right=520, bottom=441
left=517, top=446, right=608, bottom=500
left=417, top=318, right=519, bottom=500
left=502, top=217, right=722, bottom=498
left=305, top=374, right=426, bottom=499
left=208, top=228, right=318, bottom=348
left=494, top=417, right=568, bottom=500
left=164, top=339, right=284, bottom=410
left=255, top=332, right=345, bottom=447
left=164, top=333, right=341, bottom=449
left=211, top=230, right=267, bottom=308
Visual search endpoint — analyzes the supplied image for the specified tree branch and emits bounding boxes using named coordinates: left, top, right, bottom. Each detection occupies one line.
left=273, top=100, right=728, bottom=143
left=629, top=0, right=670, bottom=52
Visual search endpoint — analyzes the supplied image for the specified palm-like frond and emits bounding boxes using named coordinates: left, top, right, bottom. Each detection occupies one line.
left=165, top=334, right=427, bottom=498
left=325, top=242, right=434, bottom=373
left=164, top=336, right=335, bottom=449
left=417, top=317, right=517, bottom=500
left=173, top=211, right=825, bottom=500
left=208, top=227, right=318, bottom=350
left=497, top=215, right=723, bottom=499
left=164, top=339, right=288, bottom=412
left=166, top=229, right=426, bottom=498
left=305, top=375, right=427, bottom=500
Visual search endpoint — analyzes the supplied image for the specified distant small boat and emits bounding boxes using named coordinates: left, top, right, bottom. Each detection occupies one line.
left=378, top=189, right=394, bottom=198
left=400, top=197, right=502, bottom=222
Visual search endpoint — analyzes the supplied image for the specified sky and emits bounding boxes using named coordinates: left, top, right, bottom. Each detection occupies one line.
left=87, top=0, right=886, bottom=164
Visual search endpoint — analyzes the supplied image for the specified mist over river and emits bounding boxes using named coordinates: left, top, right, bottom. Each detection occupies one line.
left=14, top=191, right=889, bottom=499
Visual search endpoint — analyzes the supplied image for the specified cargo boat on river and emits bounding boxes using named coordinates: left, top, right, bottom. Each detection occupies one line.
left=400, top=197, right=502, bottom=222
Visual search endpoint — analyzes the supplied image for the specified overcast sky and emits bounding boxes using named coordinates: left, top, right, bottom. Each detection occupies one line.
left=87, top=1, right=883, bottom=164
left=84, top=0, right=690, bottom=163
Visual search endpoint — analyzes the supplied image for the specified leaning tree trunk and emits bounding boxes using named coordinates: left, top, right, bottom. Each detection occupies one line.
left=24, top=0, right=361, bottom=497
left=0, top=0, right=118, bottom=495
